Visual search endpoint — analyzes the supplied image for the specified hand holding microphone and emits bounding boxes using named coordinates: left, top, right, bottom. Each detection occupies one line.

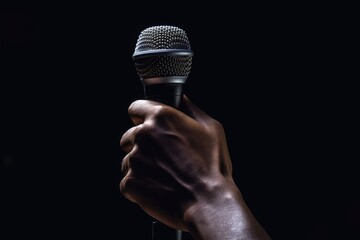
left=119, top=26, right=271, bottom=240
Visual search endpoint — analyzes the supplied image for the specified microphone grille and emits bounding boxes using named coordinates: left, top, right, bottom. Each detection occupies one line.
left=134, top=25, right=191, bottom=52
left=133, top=25, right=193, bottom=80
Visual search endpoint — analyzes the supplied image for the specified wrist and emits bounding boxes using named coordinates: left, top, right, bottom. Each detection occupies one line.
left=183, top=177, right=245, bottom=234
left=182, top=176, right=271, bottom=240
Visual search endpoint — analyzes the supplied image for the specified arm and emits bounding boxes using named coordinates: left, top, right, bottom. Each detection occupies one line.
left=119, top=95, right=271, bottom=240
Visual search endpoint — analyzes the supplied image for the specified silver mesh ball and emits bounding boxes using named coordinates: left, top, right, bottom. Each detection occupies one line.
left=133, top=25, right=193, bottom=79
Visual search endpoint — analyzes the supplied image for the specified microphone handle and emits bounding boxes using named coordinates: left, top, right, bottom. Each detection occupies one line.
left=152, top=220, right=183, bottom=240
left=144, top=83, right=184, bottom=109
left=145, top=83, right=184, bottom=240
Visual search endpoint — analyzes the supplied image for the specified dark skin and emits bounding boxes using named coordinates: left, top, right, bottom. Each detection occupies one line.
left=120, top=95, right=271, bottom=240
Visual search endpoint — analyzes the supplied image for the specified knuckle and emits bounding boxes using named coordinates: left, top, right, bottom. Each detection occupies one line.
left=210, top=118, right=224, bottom=132
left=119, top=128, right=135, bottom=152
left=121, top=154, right=130, bottom=175
left=128, top=152, right=143, bottom=172
left=127, top=101, right=138, bottom=114
left=119, top=174, right=139, bottom=203
left=122, top=149, right=144, bottom=176
left=119, top=176, right=133, bottom=199
left=119, top=134, right=129, bottom=150
left=119, top=176, right=127, bottom=193
left=152, top=105, right=172, bottom=119
left=134, top=123, right=154, bottom=142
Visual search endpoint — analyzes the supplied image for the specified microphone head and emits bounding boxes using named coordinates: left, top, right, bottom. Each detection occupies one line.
left=132, top=25, right=193, bottom=84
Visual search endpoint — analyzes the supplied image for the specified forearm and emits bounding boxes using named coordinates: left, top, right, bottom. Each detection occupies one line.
left=183, top=179, right=271, bottom=240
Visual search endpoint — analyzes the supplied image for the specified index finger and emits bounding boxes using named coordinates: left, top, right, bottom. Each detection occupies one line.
left=127, top=99, right=165, bottom=125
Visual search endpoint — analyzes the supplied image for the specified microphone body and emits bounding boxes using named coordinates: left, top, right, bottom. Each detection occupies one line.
left=144, top=82, right=183, bottom=108
left=132, top=25, right=194, bottom=240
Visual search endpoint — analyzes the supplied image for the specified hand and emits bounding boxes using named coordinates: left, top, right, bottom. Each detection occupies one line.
left=120, top=95, right=232, bottom=227
left=120, top=95, right=271, bottom=240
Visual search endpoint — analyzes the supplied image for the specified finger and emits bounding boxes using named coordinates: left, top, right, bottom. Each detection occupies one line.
left=121, top=150, right=132, bottom=176
left=120, top=125, right=142, bottom=153
left=121, top=145, right=158, bottom=178
left=121, top=146, right=143, bottom=177
left=128, top=100, right=164, bottom=125
left=119, top=173, right=155, bottom=204
left=119, top=170, right=137, bottom=203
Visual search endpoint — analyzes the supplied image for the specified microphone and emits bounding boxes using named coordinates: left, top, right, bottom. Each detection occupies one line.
left=132, top=25, right=193, bottom=109
left=132, top=25, right=194, bottom=240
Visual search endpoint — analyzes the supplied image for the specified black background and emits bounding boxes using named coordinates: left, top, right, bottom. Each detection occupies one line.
left=1, top=6, right=358, bottom=240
